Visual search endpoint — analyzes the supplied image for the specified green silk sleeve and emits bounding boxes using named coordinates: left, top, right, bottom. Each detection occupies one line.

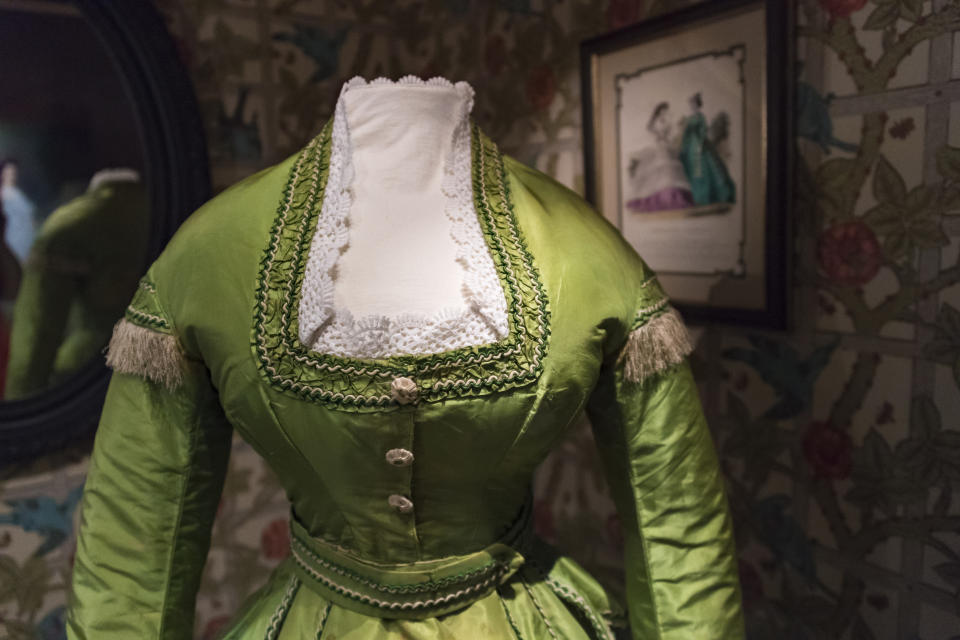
left=66, top=281, right=233, bottom=639
left=586, top=292, right=744, bottom=639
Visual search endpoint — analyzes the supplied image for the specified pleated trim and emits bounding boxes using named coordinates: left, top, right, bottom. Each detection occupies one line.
left=522, top=578, right=560, bottom=640
left=618, top=304, right=692, bottom=384
left=105, top=319, right=185, bottom=389
left=540, top=574, right=616, bottom=640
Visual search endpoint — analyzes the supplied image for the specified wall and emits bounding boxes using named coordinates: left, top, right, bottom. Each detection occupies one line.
left=2, top=1, right=960, bottom=639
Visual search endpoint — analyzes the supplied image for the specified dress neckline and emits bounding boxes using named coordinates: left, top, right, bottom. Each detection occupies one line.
left=252, top=108, right=551, bottom=412
left=297, top=75, right=510, bottom=359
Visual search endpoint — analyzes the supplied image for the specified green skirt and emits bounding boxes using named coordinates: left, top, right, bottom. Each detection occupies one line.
left=220, top=514, right=625, bottom=640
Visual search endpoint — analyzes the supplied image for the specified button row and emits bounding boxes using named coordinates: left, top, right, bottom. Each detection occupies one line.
left=386, top=377, right=415, bottom=513
left=388, top=494, right=414, bottom=514
left=390, top=376, right=418, bottom=405
left=386, top=446, right=414, bottom=513
left=385, top=448, right=414, bottom=467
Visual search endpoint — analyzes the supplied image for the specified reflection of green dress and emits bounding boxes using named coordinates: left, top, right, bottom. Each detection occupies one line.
left=66, top=123, right=744, bottom=639
left=680, top=112, right=736, bottom=206
left=4, top=180, right=148, bottom=399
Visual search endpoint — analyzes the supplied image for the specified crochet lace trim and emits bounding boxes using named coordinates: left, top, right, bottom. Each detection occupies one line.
left=298, top=75, right=509, bottom=359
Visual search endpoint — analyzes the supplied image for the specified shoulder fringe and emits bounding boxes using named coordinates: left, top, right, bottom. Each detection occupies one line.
left=618, top=306, right=693, bottom=384
left=105, top=319, right=184, bottom=389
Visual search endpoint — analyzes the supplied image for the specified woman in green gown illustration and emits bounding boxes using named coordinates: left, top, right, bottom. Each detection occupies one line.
left=679, top=92, right=736, bottom=207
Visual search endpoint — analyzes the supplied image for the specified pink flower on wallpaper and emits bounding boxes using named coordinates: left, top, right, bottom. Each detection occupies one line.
left=817, top=221, right=882, bottom=286
left=818, top=0, right=868, bottom=19
left=889, top=117, right=916, bottom=140
left=533, top=499, right=556, bottom=542
left=260, top=518, right=290, bottom=560
left=202, top=615, right=232, bottom=640
left=802, top=421, right=853, bottom=479
left=526, top=64, right=557, bottom=112
left=485, top=35, right=507, bottom=77
left=607, top=0, right=644, bottom=30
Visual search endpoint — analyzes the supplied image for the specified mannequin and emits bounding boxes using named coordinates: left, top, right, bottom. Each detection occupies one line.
left=67, top=77, right=745, bottom=640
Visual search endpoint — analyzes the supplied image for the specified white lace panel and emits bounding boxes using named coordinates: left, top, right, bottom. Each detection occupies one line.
left=297, top=76, right=509, bottom=359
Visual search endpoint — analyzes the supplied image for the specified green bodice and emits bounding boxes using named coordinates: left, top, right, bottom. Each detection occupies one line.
left=66, top=123, right=744, bottom=640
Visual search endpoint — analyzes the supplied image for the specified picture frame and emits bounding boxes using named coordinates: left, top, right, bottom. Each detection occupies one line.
left=581, top=0, right=793, bottom=329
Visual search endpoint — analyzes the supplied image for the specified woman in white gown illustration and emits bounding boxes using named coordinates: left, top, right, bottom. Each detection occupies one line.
left=624, top=102, right=695, bottom=214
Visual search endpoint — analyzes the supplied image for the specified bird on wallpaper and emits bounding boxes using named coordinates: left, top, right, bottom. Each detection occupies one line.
left=273, top=25, right=348, bottom=83
left=34, top=605, right=67, bottom=640
left=218, top=87, right=262, bottom=162
left=795, top=62, right=858, bottom=154
left=753, top=494, right=818, bottom=585
left=0, top=484, right=84, bottom=556
left=721, top=335, right=838, bottom=420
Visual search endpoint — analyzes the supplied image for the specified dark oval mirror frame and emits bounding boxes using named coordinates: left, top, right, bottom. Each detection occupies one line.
left=0, top=0, right=210, bottom=465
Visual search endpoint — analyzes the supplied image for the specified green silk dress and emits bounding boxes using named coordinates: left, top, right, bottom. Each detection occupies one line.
left=66, top=121, right=744, bottom=639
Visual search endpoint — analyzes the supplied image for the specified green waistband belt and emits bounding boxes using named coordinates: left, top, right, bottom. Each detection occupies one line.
left=287, top=504, right=532, bottom=620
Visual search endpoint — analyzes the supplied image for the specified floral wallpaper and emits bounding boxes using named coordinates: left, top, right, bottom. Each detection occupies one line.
left=2, top=1, right=960, bottom=639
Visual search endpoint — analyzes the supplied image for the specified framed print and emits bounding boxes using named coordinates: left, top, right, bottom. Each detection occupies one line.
left=581, top=0, right=792, bottom=329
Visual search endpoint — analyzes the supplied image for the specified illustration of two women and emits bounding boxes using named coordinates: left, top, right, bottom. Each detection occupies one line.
left=626, top=93, right=736, bottom=215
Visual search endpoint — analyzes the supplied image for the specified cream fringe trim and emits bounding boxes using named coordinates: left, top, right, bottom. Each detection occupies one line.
left=105, top=319, right=184, bottom=389
left=617, top=306, right=693, bottom=384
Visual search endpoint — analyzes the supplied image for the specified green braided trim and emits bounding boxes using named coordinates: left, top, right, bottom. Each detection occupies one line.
left=541, top=574, right=615, bottom=640
left=124, top=306, right=170, bottom=330
left=522, top=578, right=560, bottom=639
left=264, top=576, right=300, bottom=640
left=290, top=544, right=509, bottom=612
left=290, top=533, right=504, bottom=596
left=498, top=586, right=527, bottom=640
left=252, top=120, right=550, bottom=410
left=315, top=602, right=331, bottom=639
left=629, top=298, right=670, bottom=331
left=523, top=559, right=614, bottom=640
left=124, top=277, right=172, bottom=332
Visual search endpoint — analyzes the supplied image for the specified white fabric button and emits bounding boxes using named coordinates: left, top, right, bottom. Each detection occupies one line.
left=388, top=494, right=414, bottom=514
left=391, top=377, right=419, bottom=404
left=385, top=449, right=414, bottom=467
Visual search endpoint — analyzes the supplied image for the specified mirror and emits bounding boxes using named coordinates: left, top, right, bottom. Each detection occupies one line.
left=0, top=2, right=149, bottom=401
left=0, top=0, right=210, bottom=465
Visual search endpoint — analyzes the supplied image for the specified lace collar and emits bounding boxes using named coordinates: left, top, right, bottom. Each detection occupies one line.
left=253, top=77, right=550, bottom=412
left=298, top=76, right=509, bottom=359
